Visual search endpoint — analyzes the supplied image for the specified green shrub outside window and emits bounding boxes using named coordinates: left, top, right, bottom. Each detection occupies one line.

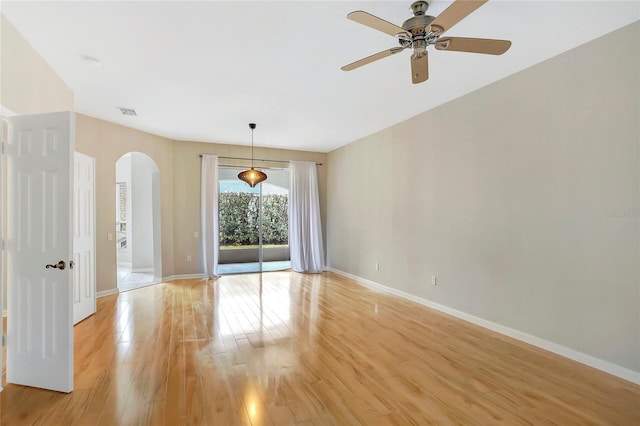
left=219, top=192, right=288, bottom=246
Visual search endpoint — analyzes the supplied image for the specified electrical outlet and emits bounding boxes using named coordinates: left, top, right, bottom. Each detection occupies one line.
left=193, top=231, right=199, bottom=238
left=431, top=276, right=437, bottom=286
left=187, top=255, right=192, bottom=262
left=375, top=262, right=380, bottom=271
left=107, top=233, right=113, bottom=241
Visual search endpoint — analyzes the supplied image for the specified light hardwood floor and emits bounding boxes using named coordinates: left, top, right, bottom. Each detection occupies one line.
left=1, top=271, right=639, bottom=425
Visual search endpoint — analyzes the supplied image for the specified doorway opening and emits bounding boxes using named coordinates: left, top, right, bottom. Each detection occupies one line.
left=217, top=166, right=291, bottom=274
left=115, top=152, right=162, bottom=291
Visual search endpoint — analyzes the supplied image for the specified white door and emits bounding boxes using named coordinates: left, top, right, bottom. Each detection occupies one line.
left=1, top=116, right=6, bottom=393
left=73, top=152, right=96, bottom=325
left=7, top=111, right=75, bottom=393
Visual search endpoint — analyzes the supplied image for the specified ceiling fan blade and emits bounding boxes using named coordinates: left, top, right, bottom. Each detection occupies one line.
left=435, top=37, right=511, bottom=55
left=347, top=11, right=411, bottom=39
left=411, top=52, right=429, bottom=84
left=429, top=0, right=488, bottom=35
left=342, top=47, right=405, bottom=71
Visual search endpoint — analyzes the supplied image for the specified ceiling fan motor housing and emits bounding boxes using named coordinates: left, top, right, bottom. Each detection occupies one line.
left=400, top=16, right=437, bottom=50
left=402, top=14, right=436, bottom=32
left=400, top=1, right=438, bottom=51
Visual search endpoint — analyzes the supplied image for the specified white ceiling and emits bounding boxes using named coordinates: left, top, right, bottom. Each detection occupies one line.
left=2, top=1, right=639, bottom=152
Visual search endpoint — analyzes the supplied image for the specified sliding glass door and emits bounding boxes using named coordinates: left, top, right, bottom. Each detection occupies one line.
left=217, top=166, right=290, bottom=274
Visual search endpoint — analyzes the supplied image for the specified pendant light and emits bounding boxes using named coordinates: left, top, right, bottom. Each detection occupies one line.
left=238, top=123, right=267, bottom=188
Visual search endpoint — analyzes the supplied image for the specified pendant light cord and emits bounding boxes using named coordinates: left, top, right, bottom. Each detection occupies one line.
left=237, top=122, right=266, bottom=187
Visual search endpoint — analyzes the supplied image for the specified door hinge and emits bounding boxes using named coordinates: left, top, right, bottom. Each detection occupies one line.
left=0, top=142, right=12, bottom=155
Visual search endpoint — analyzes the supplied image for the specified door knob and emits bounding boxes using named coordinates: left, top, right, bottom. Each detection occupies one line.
left=45, top=260, right=66, bottom=270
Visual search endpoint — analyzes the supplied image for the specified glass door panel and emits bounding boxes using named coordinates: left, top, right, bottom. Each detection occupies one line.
left=218, top=166, right=290, bottom=274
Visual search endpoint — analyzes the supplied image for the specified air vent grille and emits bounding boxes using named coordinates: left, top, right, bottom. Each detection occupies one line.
left=118, top=107, right=137, bottom=116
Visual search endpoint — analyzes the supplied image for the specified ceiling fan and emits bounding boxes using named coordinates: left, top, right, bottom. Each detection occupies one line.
left=341, top=0, right=511, bottom=84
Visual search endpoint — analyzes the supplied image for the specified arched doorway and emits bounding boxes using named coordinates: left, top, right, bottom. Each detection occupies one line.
left=115, top=152, right=162, bottom=291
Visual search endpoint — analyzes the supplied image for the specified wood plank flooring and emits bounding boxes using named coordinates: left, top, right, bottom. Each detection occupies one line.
left=1, top=271, right=639, bottom=425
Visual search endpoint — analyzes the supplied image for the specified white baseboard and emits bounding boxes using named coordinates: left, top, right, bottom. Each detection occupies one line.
left=328, top=267, right=640, bottom=385
left=96, top=288, right=119, bottom=298
left=163, top=274, right=207, bottom=282
left=131, top=267, right=153, bottom=273
left=96, top=275, right=206, bottom=297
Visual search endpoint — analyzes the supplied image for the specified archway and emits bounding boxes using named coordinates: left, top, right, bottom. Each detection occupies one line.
left=115, top=152, right=162, bottom=291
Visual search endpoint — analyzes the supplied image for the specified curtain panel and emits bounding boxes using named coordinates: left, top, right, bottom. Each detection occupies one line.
left=200, top=154, right=219, bottom=278
left=289, top=161, right=325, bottom=273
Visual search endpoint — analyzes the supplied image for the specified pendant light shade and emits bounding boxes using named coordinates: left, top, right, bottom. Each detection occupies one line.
left=238, top=123, right=267, bottom=187
left=238, top=167, right=267, bottom=188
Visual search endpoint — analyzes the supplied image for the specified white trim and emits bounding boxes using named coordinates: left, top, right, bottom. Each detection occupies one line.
left=162, top=274, right=207, bottom=282
left=1, top=105, right=16, bottom=118
left=126, top=281, right=161, bottom=291
left=1, top=109, right=6, bottom=390
left=328, top=267, right=640, bottom=385
left=100, top=275, right=207, bottom=297
left=131, top=267, right=153, bottom=273
left=96, top=288, right=119, bottom=298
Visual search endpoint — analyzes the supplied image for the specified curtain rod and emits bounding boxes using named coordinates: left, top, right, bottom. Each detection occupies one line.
left=199, top=154, right=322, bottom=166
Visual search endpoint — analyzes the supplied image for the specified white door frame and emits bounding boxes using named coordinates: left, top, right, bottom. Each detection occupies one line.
left=73, top=152, right=96, bottom=324
left=0, top=106, right=17, bottom=393
left=0, top=109, right=12, bottom=393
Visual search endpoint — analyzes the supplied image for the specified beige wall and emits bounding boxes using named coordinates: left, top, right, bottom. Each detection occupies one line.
left=0, top=15, right=329, bottom=298
left=75, top=114, right=176, bottom=293
left=0, top=14, right=73, bottom=114
left=3, top=5, right=635, bottom=380
left=327, top=22, right=640, bottom=373
left=1, top=13, right=74, bottom=311
left=171, top=141, right=327, bottom=276
left=76, top=115, right=328, bottom=292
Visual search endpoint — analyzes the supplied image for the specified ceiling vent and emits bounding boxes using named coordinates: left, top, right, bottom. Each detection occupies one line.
left=118, top=107, right=137, bottom=116
left=80, top=55, right=102, bottom=67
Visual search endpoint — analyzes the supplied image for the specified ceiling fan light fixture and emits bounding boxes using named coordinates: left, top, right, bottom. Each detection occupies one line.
left=238, top=123, right=267, bottom=188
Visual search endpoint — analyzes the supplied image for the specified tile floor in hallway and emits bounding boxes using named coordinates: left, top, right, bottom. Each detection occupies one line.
left=117, top=264, right=157, bottom=292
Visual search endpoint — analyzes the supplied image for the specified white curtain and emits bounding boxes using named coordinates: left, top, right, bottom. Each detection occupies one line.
left=289, top=161, right=325, bottom=273
left=201, top=155, right=219, bottom=278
